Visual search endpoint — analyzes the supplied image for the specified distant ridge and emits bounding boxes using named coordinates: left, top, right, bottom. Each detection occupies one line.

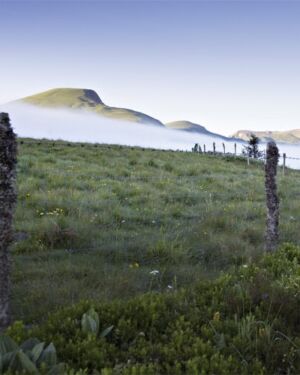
left=165, top=121, right=235, bottom=141
left=232, top=129, right=300, bottom=144
left=6, top=88, right=246, bottom=142
left=15, top=88, right=164, bottom=127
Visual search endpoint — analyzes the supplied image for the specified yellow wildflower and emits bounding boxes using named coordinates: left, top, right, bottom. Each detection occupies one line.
left=213, top=312, right=220, bottom=322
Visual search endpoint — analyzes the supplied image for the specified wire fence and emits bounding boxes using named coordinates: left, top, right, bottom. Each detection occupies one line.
left=17, top=138, right=300, bottom=178
left=17, top=138, right=300, bottom=159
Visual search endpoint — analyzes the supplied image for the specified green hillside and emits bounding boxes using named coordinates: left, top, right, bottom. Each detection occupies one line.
left=165, top=120, right=208, bottom=132
left=165, top=120, right=232, bottom=140
left=18, top=88, right=164, bottom=126
left=7, top=139, right=300, bottom=373
left=12, top=139, right=300, bottom=320
left=233, top=129, right=300, bottom=144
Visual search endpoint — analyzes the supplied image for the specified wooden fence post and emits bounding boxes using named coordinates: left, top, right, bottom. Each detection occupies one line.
left=265, top=141, right=279, bottom=252
left=203, top=144, right=206, bottom=154
left=213, top=142, right=216, bottom=155
left=222, top=143, right=225, bottom=155
left=234, top=143, right=237, bottom=156
left=0, top=113, right=17, bottom=331
left=283, top=153, right=286, bottom=176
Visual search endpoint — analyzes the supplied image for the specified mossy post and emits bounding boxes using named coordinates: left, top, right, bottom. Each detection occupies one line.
left=0, top=113, right=17, bottom=331
left=265, top=141, right=279, bottom=252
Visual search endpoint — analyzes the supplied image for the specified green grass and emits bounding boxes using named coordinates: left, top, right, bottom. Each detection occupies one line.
left=11, top=139, right=300, bottom=323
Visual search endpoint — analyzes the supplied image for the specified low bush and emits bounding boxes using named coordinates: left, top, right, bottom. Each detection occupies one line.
left=6, top=243, right=300, bottom=374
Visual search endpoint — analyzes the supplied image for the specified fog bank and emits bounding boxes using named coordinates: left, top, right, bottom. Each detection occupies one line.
left=2, top=103, right=300, bottom=169
left=2, top=103, right=241, bottom=152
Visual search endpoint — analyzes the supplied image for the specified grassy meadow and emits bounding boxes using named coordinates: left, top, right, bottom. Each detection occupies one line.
left=12, top=139, right=300, bottom=323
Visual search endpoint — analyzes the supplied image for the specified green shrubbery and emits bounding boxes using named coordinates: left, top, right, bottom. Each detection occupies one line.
left=6, top=244, right=300, bottom=374
left=0, top=334, right=64, bottom=374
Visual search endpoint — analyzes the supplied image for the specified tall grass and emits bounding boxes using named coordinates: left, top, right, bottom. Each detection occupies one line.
left=11, top=139, right=300, bottom=322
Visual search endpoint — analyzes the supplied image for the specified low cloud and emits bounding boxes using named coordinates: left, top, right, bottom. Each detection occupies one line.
left=1, top=103, right=299, bottom=169
left=1, top=103, right=241, bottom=153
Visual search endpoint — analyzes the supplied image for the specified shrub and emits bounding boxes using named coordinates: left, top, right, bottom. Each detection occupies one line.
left=6, top=244, right=300, bottom=374
left=0, top=334, right=64, bottom=374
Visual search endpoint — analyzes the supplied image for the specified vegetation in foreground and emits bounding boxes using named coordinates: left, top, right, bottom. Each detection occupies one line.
left=2, top=138, right=299, bottom=373
left=5, top=244, right=300, bottom=374
left=12, top=139, right=300, bottom=324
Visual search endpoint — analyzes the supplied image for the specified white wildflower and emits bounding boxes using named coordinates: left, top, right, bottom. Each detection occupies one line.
left=150, top=270, right=159, bottom=275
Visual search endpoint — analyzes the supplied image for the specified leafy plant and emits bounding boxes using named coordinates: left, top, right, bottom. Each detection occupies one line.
left=81, top=308, right=113, bottom=338
left=0, top=334, right=64, bottom=374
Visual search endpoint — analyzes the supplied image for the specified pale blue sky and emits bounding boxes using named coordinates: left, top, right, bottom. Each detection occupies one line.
left=1, top=0, right=300, bottom=135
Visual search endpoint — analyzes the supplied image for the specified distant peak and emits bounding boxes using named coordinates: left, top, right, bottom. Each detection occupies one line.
left=165, top=120, right=206, bottom=131
left=44, top=88, right=104, bottom=105
left=19, top=88, right=104, bottom=108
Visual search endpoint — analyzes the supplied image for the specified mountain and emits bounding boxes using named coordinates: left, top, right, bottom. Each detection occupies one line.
left=7, top=88, right=236, bottom=141
left=165, top=121, right=234, bottom=141
left=14, top=88, right=164, bottom=127
left=232, top=130, right=300, bottom=144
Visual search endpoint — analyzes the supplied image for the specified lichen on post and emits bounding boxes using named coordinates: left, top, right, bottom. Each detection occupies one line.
left=0, top=113, right=17, bottom=331
left=265, top=141, right=279, bottom=252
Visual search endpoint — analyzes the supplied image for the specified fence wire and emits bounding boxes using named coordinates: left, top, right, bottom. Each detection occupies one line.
left=17, top=139, right=300, bottom=162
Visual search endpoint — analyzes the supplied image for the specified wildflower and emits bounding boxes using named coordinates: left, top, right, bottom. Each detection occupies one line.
left=26, top=193, right=31, bottom=198
left=150, top=270, right=159, bottom=276
left=129, top=262, right=139, bottom=269
left=152, top=220, right=156, bottom=224
left=167, top=285, right=173, bottom=289
left=121, top=220, right=126, bottom=223
left=213, top=312, right=220, bottom=322
left=242, top=264, right=248, bottom=268
left=39, top=212, right=44, bottom=216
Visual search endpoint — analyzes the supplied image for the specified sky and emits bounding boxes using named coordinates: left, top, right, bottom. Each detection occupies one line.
left=1, top=0, right=300, bottom=135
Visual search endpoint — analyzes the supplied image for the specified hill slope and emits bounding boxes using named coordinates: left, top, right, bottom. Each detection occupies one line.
left=17, top=88, right=164, bottom=127
left=12, top=139, right=300, bottom=324
left=11, top=89, right=231, bottom=139
left=165, top=120, right=234, bottom=140
left=233, top=129, right=300, bottom=144
left=9, top=138, right=300, bottom=374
